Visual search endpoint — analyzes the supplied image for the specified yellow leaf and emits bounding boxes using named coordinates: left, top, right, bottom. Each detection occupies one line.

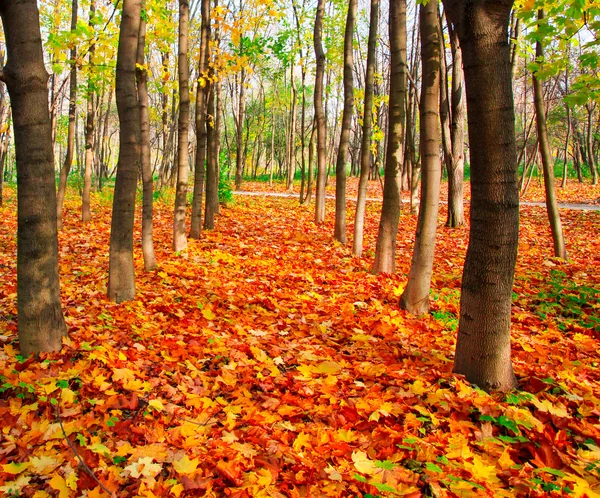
left=352, top=450, right=379, bottom=476
left=532, top=398, right=570, bottom=418
left=170, top=483, right=184, bottom=498
left=148, top=399, right=165, bottom=412
left=2, top=462, right=31, bottom=474
left=336, top=429, right=358, bottom=442
left=118, top=351, right=127, bottom=361
left=293, top=432, right=311, bottom=451
left=324, top=464, right=342, bottom=482
left=202, top=307, right=216, bottom=320
left=61, top=388, right=77, bottom=405
left=172, top=455, right=200, bottom=475
left=314, top=361, right=341, bottom=375
left=256, top=467, right=272, bottom=486
left=30, top=455, right=60, bottom=473
left=48, top=474, right=70, bottom=498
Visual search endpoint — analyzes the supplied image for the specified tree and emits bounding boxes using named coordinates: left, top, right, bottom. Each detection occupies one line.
left=352, top=0, right=379, bottom=257
left=532, top=9, right=566, bottom=260
left=333, top=0, right=357, bottom=245
left=313, top=0, right=327, bottom=224
left=173, top=0, right=190, bottom=252
left=136, top=2, right=157, bottom=271
left=107, top=0, right=142, bottom=302
left=399, top=0, right=441, bottom=313
left=82, top=0, right=96, bottom=223
left=0, top=0, right=68, bottom=354
left=56, top=0, right=78, bottom=230
left=444, top=0, right=519, bottom=391
left=372, top=0, right=406, bottom=274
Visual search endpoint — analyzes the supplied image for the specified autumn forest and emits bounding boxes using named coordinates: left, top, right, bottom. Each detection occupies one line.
left=0, top=0, right=599, bottom=496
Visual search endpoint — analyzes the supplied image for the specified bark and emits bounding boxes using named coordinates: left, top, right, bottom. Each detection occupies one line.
left=56, top=0, right=78, bottom=230
left=372, top=0, right=406, bottom=274
left=561, top=70, right=571, bottom=188
left=173, top=0, right=190, bottom=252
left=532, top=9, right=566, bottom=260
left=287, top=64, right=297, bottom=192
left=444, top=0, right=519, bottom=391
left=313, top=0, right=327, bottom=223
left=352, top=0, right=379, bottom=256
left=446, top=24, right=466, bottom=227
left=0, top=0, right=68, bottom=354
left=190, top=0, right=211, bottom=238
left=136, top=8, right=157, bottom=271
left=108, top=0, right=142, bottom=302
left=82, top=0, right=95, bottom=223
left=399, top=0, right=441, bottom=313
left=205, top=88, right=219, bottom=229
left=334, top=0, right=357, bottom=244
left=586, top=104, right=598, bottom=185
left=235, top=69, right=246, bottom=190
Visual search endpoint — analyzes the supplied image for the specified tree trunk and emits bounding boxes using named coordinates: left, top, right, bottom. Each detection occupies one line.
left=190, top=0, right=210, bottom=238
left=372, top=0, right=406, bottom=273
left=446, top=24, right=466, bottom=227
left=173, top=0, right=190, bottom=252
left=287, top=64, right=297, bottom=192
left=82, top=0, right=95, bottom=223
left=444, top=0, right=519, bottom=391
left=313, top=0, right=327, bottom=223
left=107, top=0, right=142, bottom=302
left=235, top=69, right=246, bottom=190
left=399, top=0, right=441, bottom=312
left=586, top=104, right=598, bottom=185
left=0, top=0, right=68, bottom=355
left=136, top=8, right=157, bottom=271
left=352, top=0, right=379, bottom=256
left=532, top=10, right=566, bottom=260
left=334, top=0, right=357, bottom=244
left=56, top=0, right=78, bottom=230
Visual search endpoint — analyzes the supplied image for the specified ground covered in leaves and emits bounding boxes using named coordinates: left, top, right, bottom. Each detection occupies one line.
left=0, top=180, right=599, bottom=497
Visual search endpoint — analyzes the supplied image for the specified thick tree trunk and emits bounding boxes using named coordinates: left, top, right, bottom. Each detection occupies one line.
left=399, top=0, right=441, bottom=313
left=173, top=0, right=190, bottom=252
left=533, top=10, right=566, bottom=260
left=446, top=25, right=466, bottom=227
left=108, top=0, right=142, bottom=302
left=444, top=0, right=519, bottom=391
left=334, top=0, right=357, bottom=244
left=0, top=0, right=68, bottom=355
left=56, top=0, right=78, bottom=230
left=136, top=9, right=157, bottom=271
left=190, top=0, right=210, bottom=238
left=313, top=0, right=327, bottom=223
left=352, top=0, right=379, bottom=256
left=372, top=0, right=406, bottom=274
left=82, top=0, right=95, bottom=223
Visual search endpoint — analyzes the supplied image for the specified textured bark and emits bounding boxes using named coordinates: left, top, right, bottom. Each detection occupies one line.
left=446, top=25, right=466, bottom=227
left=352, top=0, right=379, bottom=256
left=372, top=0, right=406, bottom=274
left=173, top=0, right=190, bottom=252
left=444, top=0, right=519, bottom=391
left=287, top=64, right=297, bottom=192
left=1, top=0, right=68, bottom=354
left=532, top=10, right=566, bottom=260
left=235, top=69, right=246, bottom=190
left=399, top=0, right=441, bottom=313
left=56, top=0, right=78, bottom=230
left=82, top=0, right=95, bottom=223
left=313, top=0, right=327, bottom=223
left=190, top=0, right=211, bottom=238
left=108, top=0, right=142, bottom=302
left=586, top=105, right=598, bottom=185
left=334, top=0, right=357, bottom=244
left=136, top=10, right=157, bottom=271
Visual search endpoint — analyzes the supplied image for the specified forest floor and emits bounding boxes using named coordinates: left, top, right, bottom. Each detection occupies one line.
left=0, top=178, right=599, bottom=497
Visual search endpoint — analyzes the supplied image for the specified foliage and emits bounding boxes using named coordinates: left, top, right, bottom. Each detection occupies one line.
left=218, top=174, right=233, bottom=206
left=0, top=183, right=599, bottom=496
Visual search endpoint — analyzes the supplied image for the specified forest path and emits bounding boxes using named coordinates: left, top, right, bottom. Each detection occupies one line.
left=234, top=190, right=600, bottom=211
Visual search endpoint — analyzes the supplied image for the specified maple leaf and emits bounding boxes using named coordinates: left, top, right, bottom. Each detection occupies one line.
left=173, top=455, right=200, bottom=475
left=122, top=456, right=162, bottom=481
left=352, top=450, right=379, bottom=476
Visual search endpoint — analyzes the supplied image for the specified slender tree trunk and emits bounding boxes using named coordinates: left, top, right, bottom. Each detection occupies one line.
left=235, top=69, right=246, bottom=190
left=352, top=0, right=379, bottom=256
left=82, top=0, right=95, bottom=222
left=108, top=0, right=142, bottom=302
left=313, top=0, right=327, bottom=223
left=0, top=0, right=68, bottom=354
left=561, top=70, right=571, bottom=188
left=190, top=0, right=210, bottom=238
left=136, top=8, right=157, bottom=271
left=446, top=24, right=466, bottom=227
left=444, top=0, right=519, bottom=391
left=532, top=9, right=566, bottom=260
left=56, top=0, right=78, bottom=230
left=334, top=0, right=357, bottom=243
left=287, top=64, right=297, bottom=192
left=173, top=0, right=190, bottom=252
left=399, top=0, right=441, bottom=312
left=372, top=0, right=406, bottom=273
left=586, top=104, right=598, bottom=185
